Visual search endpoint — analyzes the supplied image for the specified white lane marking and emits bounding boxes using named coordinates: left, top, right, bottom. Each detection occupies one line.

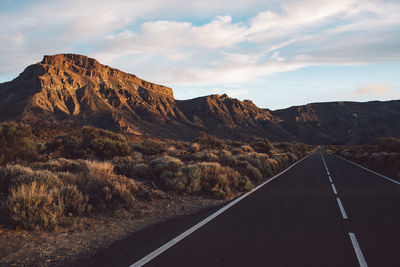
left=327, top=170, right=330, bottom=176
left=349, top=233, right=368, bottom=267
left=331, top=183, right=338, bottom=195
left=328, top=175, right=333, bottom=183
left=336, top=197, right=348, bottom=219
left=333, top=154, right=400, bottom=186
left=129, top=152, right=315, bottom=267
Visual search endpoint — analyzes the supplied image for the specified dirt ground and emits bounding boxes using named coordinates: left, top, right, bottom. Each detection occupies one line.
left=0, top=195, right=226, bottom=267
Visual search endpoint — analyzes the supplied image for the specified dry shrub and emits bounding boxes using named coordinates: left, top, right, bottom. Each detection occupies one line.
left=166, top=146, right=181, bottom=157
left=195, top=132, right=226, bottom=150
left=38, top=158, right=87, bottom=173
left=7, top=182, right=64, bottom=230
left=132, top=139, right=167, bottom=155
left=161, top=162, right=251, bottom=199
left=112, top=155, right=150, bottom=179
left=60, top=185, right=91, bottom=217
left=240, top=145, right=254, bottom=153
left=190, top=142, right=200, bottom=153
left=149, top=156, right=184, bottom=179
left=0, top=165, right=61, bottom=198
left=192, top=150, right=220, bottom=162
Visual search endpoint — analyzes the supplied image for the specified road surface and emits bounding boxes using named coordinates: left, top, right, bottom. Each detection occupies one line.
left=74, top=149, right=400, bottom=267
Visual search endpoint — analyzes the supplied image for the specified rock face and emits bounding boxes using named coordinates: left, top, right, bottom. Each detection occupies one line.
left=1, top=54, right=399, bottom=144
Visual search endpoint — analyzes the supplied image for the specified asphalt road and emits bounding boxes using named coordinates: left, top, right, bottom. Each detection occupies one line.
left=74, top=149, right=400, bottom=267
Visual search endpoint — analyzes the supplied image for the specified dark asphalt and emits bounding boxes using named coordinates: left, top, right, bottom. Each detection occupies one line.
left=73, top=149, right=400, bottom=267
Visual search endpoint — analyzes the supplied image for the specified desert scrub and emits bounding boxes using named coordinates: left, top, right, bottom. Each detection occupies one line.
left=81, top=126, right=131, bottom=159
left=7, top=182, right=64, bottom=230
left=161, top=162, right=251, bottom=198
left=192, top=150, right=220, bottom=162
left=195, top=132, right=226, bottom=150
left=0, top=165, right=62, bottom=199
left=61, top=185, right=91, bottom=216
left=46, top=135, right=80, bottom=158
left=0, top=121, right=37, bottom=164
left=38, top=158, right=87, bottom=173
left=131, top=139, right=167, bottom=155
left=112, top=155, right=150, bottom=179
left=149, top=156, right=184, bottom=179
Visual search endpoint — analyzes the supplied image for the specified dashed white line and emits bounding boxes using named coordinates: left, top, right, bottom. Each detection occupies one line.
left=328, top=175, right=333, bottom=183
left=331, top=183, right=338, bottom=194
left=349, top=233, right=368, bottom=267
left=129, top=152, right=314, bottom=267
left=336, top=197, right=348, bottom=219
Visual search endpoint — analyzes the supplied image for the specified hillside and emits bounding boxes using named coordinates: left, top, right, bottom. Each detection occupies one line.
left=0, top=54, right=399, bottom=144
left=272, top=101, right=400, bottom=144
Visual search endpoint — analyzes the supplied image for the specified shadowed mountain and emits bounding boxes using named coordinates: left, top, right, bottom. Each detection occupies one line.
left=0, top=54, right=399, bottom=144
left=271, top=101, right=400, bottom=144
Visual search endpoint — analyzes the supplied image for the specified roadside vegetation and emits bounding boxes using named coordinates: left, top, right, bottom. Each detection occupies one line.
left=326, top=137, right=400, bottom=181
left=0, top=121, right=314, bottom=231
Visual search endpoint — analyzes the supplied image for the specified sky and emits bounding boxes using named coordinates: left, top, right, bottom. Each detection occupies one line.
left=1, top=0, right=399, bottom=110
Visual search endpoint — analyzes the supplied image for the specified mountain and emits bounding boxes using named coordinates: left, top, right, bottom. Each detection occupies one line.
left=0, top=54, right=399, bottom=144
left=0, top=54, right=294, bottom=141
left=271, top=101, right=400, bottom=144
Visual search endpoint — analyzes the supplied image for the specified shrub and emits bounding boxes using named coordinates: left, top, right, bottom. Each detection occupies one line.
left=112, top=156, right=150, bottom=179
left=0, top=165, right=61, bottom=198
left=192, top=150, right=220, bottom=162
left=190, top=142, right=200, bottom=153
left=161, top=162, right=246, bottom=199
left=0, top=121, right=37, bottom=164
left=46, top=135, right=80, bottom=158
left=39, top=158, right=87, bottom=173
left=60, top=185, right=90, bottom=217
left=149, top=156, right=184, bottom=179
left=81, top=126, right=131, bottom=159
left=75, top=160, right=138, bottom=211
left=132, top=140, right=166, bottom=155
left=195, top=132, right=226, bottom=150
left=7, top=182, right=64, bottom=230
left=373, top=137, right=400, bottom=152
left=252, top=139, right=274, bottom=153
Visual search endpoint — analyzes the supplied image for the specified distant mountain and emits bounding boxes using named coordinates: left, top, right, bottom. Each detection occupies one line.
left=272, top=101, right=400, bottom=144
left=0, top=54, right=399, bottom=144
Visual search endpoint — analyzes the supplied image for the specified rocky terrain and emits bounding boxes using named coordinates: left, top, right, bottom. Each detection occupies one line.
left=1, top=54, right=399, bottom=144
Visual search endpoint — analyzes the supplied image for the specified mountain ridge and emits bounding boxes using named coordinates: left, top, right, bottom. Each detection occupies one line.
left=1, top=54, right=399, bottom=144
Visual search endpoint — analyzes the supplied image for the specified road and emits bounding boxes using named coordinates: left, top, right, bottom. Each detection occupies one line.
left=74, top=149, right=400, bottom=267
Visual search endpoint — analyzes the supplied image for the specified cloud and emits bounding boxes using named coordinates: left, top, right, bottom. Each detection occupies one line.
left=353, top=84, right=399, bottom=98
left=0, top=0, right=400, bottom=88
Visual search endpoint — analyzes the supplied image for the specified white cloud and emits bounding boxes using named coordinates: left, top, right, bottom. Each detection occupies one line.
left=353, top=84, right=399, bottom=98
left=0, top=0, right=400, bottom=90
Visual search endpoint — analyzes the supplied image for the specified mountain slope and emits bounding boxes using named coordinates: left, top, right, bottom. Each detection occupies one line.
left=1, top=54, right=399, bottom=144
left=271, top=101, right=400, bottom=144
left=0, top=54, right=294, bottom=141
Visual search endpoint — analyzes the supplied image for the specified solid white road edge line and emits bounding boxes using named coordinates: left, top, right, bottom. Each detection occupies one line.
left=328, top=175, right=333, bottom=183
left=333, top=154, right=400, bottom=186
left=129, top=152, right=315, bottom=267
left=331, top=183, right=338, bottom=195
left=349, top=233, right=368, bottom=267
left=336, top=197, right=348, bottom=219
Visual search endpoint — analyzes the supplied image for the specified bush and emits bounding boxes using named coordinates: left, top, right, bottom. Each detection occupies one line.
left=132, top=140, right=166, bottom=155
left=0, top=165, right=61, bottom=198
left=149, top=156, right=184, bottom=179
left=46, top=135, right=80, bottom=158
left=81, top=126, right=131, bottom=159
left=195, top=132, right=226, bottom=150
left=252, top=139, right=274, bottom=153
left=7, top=182, right=64, bottom=230
left=112, top=156, right=150, bottom=179
left=61, top=185, right=91, bottom=217
left=0, top=121, right=37, bottom=164
left=161, top=162, right=249, bottom=199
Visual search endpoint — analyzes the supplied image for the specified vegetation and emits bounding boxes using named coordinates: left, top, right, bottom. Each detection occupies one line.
left=0, top=121, right=37, bottom=164
left=0, top=123, right=314, bottom=231
left=328, top=137, right=400, bottom=181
